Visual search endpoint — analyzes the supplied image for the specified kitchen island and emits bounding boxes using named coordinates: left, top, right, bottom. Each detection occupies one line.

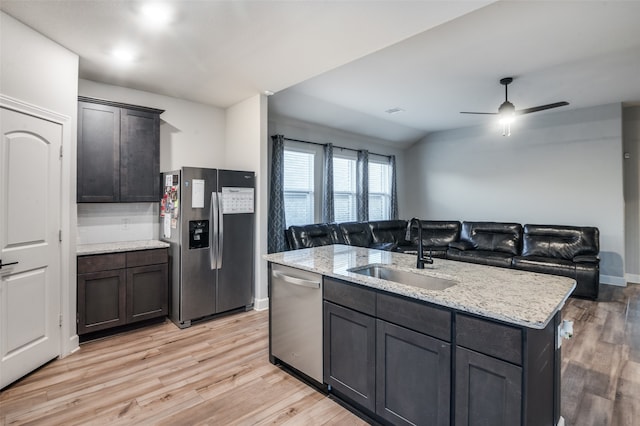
left=265, top=245, right=575, bottom=426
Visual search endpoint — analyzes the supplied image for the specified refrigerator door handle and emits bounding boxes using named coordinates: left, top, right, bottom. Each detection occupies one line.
left=217, top=191, right=224, bottom=268
left=210, top=191, right=219, bottom=270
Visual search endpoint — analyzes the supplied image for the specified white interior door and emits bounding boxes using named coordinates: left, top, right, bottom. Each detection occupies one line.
left=0, top=107, right=62, bottom=389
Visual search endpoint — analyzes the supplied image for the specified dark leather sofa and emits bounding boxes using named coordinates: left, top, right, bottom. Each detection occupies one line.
left=285, top=220, right=599, bottom=299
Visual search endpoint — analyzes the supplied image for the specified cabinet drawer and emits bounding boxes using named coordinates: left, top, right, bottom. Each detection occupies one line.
left=126, top=248, right=168, bottom=268
left=456, top=314, right=522, bottom=365
left=377, top=293, right=451, bottom=342
left=324, top=277, right=376, bottom=316
left=77, top=253, right=126, bottom=274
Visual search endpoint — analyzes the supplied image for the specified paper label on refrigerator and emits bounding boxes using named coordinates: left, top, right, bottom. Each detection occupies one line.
left=192, top=179, right=205, bottom=208
left=163, top=214, right=171, bottom=238
left=222, top=187, right=254, bottom=214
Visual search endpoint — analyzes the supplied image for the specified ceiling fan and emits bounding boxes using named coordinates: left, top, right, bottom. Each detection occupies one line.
left=460, top=77, right=569, bottom=136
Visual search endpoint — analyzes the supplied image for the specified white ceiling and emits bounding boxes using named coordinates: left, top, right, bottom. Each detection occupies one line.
left=3, top=1, right=640, bottom=147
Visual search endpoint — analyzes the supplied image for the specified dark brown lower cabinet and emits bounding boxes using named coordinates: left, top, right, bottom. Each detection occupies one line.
left=323, top=301, right=376, bottom=412
left=376, top=320, right=451, bottom=426
left=126, top=263, right=168, bottom=323
left=455, top=347, right=522, bottom=426
left=77, top=248, right=168, bottom=336
left=77, top=269, right=127, bottom=334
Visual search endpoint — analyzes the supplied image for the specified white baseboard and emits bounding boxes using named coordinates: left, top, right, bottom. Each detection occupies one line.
left=625, top=273, right=640, bottom=284
left=253, top=297, right=269, bottom=311
left=600, top=274, right=626, bottom=287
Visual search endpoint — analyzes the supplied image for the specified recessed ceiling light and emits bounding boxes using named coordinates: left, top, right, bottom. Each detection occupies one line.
left=112, top=48, right=135, bottom=63
left=385, top=107, right=405, bottom=115
left=140, top=3, right=172, bottom=26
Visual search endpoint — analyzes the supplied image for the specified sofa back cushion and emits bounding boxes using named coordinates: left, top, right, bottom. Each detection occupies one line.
left=460, top=222, right=522, bottom=255
left=288, top=223, right=343, bottom=249
left=339, top=222, right=374, bottom=247
left=522, top=225, right=599, bottom=260
left=369, top=220, right=409, bottom=245
left=412, top=220, right=461, bottom=248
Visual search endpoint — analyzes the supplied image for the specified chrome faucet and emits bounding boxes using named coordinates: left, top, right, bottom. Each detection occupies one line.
left=407, top=218, right=433, bottom=269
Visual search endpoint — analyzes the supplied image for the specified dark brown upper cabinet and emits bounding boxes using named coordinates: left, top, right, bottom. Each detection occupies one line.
left=77, top=97, right=164, bottom=203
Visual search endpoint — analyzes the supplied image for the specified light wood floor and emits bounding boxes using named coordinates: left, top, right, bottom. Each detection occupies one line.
left=1, top=283, right=638, bottom=425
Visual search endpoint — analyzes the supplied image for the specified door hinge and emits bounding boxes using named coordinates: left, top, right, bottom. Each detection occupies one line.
left=59, top=229, right=62, bottom=242
left=59, top=146, right=63, bottom=159
left=59, top=314, right=63, bottom=327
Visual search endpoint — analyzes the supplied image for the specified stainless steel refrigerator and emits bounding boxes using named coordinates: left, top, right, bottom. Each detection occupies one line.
left=160, top=167, right=255, bottom=328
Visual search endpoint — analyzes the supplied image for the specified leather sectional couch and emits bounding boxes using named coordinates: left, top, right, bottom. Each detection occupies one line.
left=285, top=219, right=600, bottom=299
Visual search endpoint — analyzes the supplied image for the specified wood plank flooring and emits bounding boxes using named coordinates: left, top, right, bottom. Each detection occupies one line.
left=1, top=283, right=638, bottom=425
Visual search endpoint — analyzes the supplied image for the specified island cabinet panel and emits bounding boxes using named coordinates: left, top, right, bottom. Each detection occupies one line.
left=323, top=277, right=376, bottom=316
left=377, top=292, right=451, bottom=341
left=323, top=301, right=376, bottom=412
left=376, top=320, right=451, bottom=426
left=456, top=314, right=522, bottom=365
left=455, top=346, right=522, bottom=426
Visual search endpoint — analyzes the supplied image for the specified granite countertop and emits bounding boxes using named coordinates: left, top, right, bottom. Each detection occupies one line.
left=77, top=240, right=170, bottom=256
left=264, top=244, right=575, bottom=329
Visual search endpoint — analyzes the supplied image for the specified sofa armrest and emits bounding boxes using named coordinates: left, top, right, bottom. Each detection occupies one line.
left=573, top=254, right=600, bottom=264
left=449, top=240, right=475, bottom=251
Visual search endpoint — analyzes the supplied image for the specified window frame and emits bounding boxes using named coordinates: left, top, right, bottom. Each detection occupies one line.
left=367, top=154, right=393, bottom=221
left=332, top=151, right=358, bottom=223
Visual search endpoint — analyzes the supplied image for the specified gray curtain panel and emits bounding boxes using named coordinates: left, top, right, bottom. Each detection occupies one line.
left=322, top=143, right=335, bottom=223
left=356, top=149, right=369, bottom=222
left=268, top=134, right=287, bottom=253
left=390, top=155, right=399, bottom=220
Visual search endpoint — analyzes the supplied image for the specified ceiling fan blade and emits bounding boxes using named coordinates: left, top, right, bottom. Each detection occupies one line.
left=516, top=102, right=569, bottom=115
left=460, top=111, right=498, bottom=115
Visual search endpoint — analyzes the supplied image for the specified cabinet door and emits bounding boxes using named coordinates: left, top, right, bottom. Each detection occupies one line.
left=323, top=301, right=376, bottom=412
left=376, top=320, right=451, bottom=426
left=120, top=108, right=160, bottom=202
left=126, top=263, right=168, bottom=323
left=77, top=269, right=126, bottom=334
left=77, top=102, right=120, bottom=202
left=455, top=347, right=522, bottom=426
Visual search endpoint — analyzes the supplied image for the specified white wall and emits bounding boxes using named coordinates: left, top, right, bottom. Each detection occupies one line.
left=405, top=103, right=626, bottom=285
left=268, top=114, right=408, bottom=217
left=623, top=106, right=640, bottom=282
left=77, top=80, right=227, bottom=244
left=1, top=11, right=79, bottom=355
left=225, top=94, right=269, bottom=310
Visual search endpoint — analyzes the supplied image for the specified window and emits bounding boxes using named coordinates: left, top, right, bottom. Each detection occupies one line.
left=283, top=148, right=315, bottom=227
left=368, top=157, right=392, bottom=221
left=333, top=154, right=357, bottom=223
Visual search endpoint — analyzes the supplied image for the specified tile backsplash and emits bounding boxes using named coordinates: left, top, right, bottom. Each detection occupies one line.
left=77, top=203, right=159, bottom=244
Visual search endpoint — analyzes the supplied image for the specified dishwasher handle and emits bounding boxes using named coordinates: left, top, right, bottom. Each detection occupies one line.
left=272, top=271, right=321, bottom=289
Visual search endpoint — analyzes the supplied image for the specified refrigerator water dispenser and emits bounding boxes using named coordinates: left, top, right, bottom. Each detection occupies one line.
left=189, top=220, right=209, bottom=249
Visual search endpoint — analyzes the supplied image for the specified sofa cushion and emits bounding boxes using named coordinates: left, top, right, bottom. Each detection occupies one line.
left=368, top=220, right=409, bottom=246
left=447, top=249, right=514, bottom=268
left=288, top=223, right=343, bottom=249
left=522, top=225, right=599, bottom=261
left=511, top=256, right=576, bottom=278
left=407, top=220, right=461, bottom=250
left=339, top=222, right=374, bottom=248
left=459, top=222, right=522, bottom=255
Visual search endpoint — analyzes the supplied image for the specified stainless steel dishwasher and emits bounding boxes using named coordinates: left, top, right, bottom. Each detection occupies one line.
left=270, top=263, right=323, bottom=383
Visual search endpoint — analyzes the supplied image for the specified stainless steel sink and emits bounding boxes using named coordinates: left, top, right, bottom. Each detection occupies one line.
left=348, top=265, right=457, bottom=291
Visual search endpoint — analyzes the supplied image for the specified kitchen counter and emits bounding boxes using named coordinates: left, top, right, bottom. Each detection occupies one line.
left=264, top=244, right=575, bottom=329
left=77, top=240, right=169, bottom=256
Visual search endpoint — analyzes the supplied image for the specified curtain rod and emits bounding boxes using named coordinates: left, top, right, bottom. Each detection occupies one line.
left=282, top=137, right=392, bottom=159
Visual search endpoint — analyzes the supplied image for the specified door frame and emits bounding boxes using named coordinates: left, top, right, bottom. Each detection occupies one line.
left=1, top=94, right=78, bottom=358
